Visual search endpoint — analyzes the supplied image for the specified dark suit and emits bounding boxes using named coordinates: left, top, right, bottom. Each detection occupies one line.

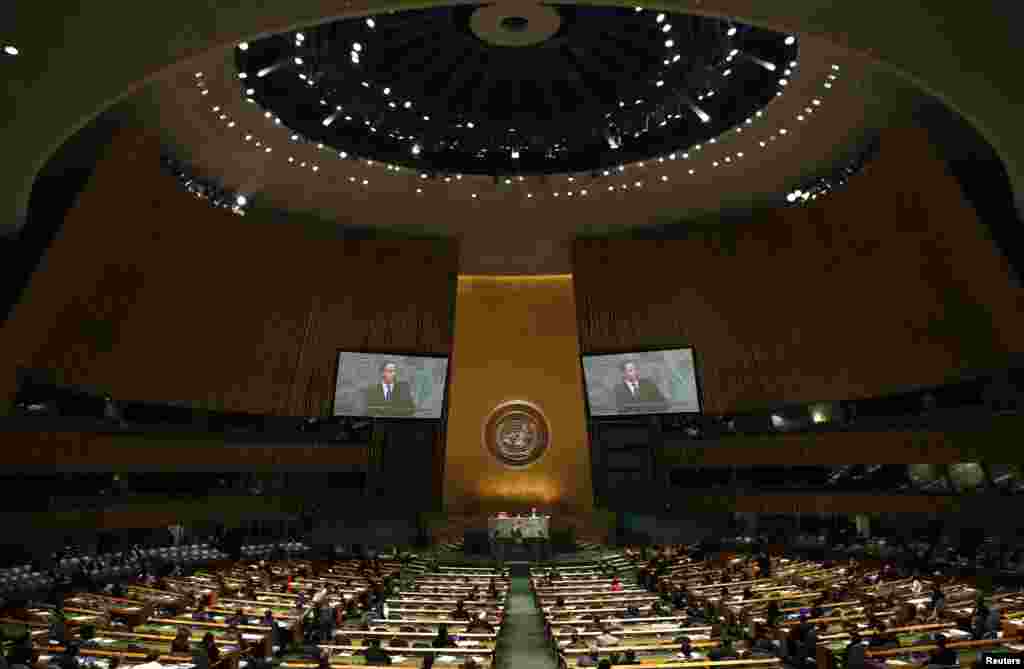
left=365, top=381, right=416, bottom=417
left=614, top=379, right=668, bottom=413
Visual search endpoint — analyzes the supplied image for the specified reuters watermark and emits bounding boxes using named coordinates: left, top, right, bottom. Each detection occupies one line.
left=981, top=653, right=1024, bottom=666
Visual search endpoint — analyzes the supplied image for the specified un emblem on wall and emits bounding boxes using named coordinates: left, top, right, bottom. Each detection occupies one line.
left=483, top=400, right=551, bottom=468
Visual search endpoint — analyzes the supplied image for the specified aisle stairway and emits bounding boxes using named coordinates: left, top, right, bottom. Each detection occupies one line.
left=496, top=576, right=557, bottom=669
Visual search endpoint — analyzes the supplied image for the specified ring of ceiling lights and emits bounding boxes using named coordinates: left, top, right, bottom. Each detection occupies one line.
left=234, top=5, right=798, bottom=176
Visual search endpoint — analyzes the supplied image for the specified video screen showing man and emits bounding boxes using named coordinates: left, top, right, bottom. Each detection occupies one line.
left=365, top=361, right=416, bottom=417
left=614, top=360, right=669, bottom=413
left=582, top=349, right=700, bottom=416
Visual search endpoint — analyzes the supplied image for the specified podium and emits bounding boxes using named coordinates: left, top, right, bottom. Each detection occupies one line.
left=488, top=514, right=551, bottom=562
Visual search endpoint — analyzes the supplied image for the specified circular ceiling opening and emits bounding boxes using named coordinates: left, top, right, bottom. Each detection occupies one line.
left=500, top=16, right=530, bottom=32
left=235, top=5, right=799, bottom=175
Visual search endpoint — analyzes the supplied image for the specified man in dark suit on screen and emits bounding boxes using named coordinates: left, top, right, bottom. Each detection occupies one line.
left=614, top=360, right=668, bottom=413
left=365, top=361, right=416, bottom=417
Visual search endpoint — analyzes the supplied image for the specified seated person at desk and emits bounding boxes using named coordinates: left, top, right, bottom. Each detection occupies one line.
left=610, top=577, right=622, bottom=592
left=56, top=642, right=80, bottom=669
left=49, top=604, right=67, bottom=644
left=869, top=626, right=899, bottom=650
left=577, top=646, right=601, bottom=667
left=623, top=604, right=641, bottom=618
left=171, top=626, right=193, bottom=654
left=924, top=634, right=958, bottom=667
left=677, top=637, right=706, bottom=660
left=649, top=600, right=667, bottom=616
left=343, top=600, right=362, bottom=622
left=595, top=627, right=620, bottom=647
left=466, top=612, right=495, bottom=633
left=433, top=624, right=456, bottom=648
left=765, top=600, right=782, bottom=627
left=972, top=604, right=991, bottom=639
left=708, top=638, right=739, bottom=661
left=226, top=608, right=247, bottom=626
left=362, top=639, right=393, bottom=666
left=205, top=632, right=221, bottom=662
left=619, top=650, right=639, bottom=665
left=750, top=627, right=778, bottom=656
left=555, top=597, right=566, bottom=607
left=192, top=632, right=220, bottom=669
left=845, top=632, right=867, bottom=669
left=563, top=633, right=588, bottom=649
left=450, top=600, right=471, bottom=621
left=743, top=587, right=755, bottom=601
left=193, top=603, right=213, bottom=622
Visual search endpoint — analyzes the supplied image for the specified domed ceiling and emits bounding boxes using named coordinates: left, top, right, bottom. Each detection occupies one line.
left=116, top=3, right=926, bottom=274
left=233, top=6, right=797, bottom=176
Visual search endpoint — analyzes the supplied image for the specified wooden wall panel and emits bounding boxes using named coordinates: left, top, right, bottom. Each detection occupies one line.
left=574, top=127, right=1024, bottom=413
left=0, top=128, right=458, bottom=416
left=7, top=431, right=369, bottom=470
left=444, top=276, right=594, bottom=515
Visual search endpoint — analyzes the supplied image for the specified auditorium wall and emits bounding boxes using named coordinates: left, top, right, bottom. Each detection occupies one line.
left=574, top=127, right=1024, bottom=413
left=0, top=127, right=458, bottom=416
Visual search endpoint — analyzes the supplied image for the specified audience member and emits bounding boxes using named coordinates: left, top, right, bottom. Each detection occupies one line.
left=363, top=639, right=392, bottom=666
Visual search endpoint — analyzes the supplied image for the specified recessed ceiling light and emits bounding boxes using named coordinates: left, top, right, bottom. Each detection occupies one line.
left=3, top=45, right=20, bottom=56
left=784, top=35, right=795, bottom=45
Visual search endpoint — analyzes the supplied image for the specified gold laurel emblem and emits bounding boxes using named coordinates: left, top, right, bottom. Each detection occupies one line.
left=483, top=401, right=550, bottom=468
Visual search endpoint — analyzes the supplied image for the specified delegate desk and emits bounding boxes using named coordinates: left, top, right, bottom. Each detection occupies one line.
left=140, top=617, right=274, bottom=657
left=824, top=636, right=1024, bottom=669
left=332, top=629, right=498, bottom=649
left=64, top=594, right=153, bottom=627
left=278, top=645, right=495, bottom=669
left=366, top=618, right=503, bottom=633
left=560, top=640, right=723, bottom=667
left=552, top=625, right=713, bottom=647
left=123, top=585, right=191, bottom=614
left=562, top=655, right=781, bottom=669
left=36, top=646, right=240, bottom=669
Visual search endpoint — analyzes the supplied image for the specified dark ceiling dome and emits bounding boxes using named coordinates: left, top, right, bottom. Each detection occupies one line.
left=236, top=4, right=798, bottom=175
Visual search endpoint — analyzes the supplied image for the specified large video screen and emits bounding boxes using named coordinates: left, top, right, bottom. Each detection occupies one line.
left=582, top=349, right=701, bottom=417
left=333, top=352, right=449, bottom=419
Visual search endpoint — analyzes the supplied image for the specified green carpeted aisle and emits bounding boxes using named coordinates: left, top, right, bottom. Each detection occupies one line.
left=496, top=575, right=558, bottom=669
